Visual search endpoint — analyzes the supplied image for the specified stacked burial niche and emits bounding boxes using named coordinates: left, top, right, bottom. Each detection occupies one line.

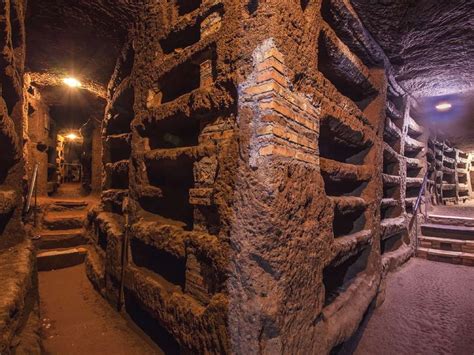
left=0, top=0, right=41, bottom=352
left=80, top=0, right=472, bottom=353
left=318, top=0, right=382, bottom=313
left=427, top=134, right=471, bottom=205
left=86, top=3, right=231, bottom=353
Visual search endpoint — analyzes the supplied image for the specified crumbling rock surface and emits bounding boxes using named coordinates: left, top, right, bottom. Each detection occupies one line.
left=351, top=0, right=474, bottom=96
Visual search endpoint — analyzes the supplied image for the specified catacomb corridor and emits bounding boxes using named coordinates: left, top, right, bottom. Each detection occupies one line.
left=0, top=0, right=473, bottom=354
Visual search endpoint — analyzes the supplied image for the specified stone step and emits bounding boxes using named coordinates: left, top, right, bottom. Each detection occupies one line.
left=42, top=213, right=85, bottom=230
left=420, top=223, right=474, bottom=241
left=37, top=247, right=88, bottom=271
left=427, top=214, right=474, bottom=227
left=48, top=200, right=88, bottom=212
left=417, top=247, right=474, bottom=267
left=418, top=236, right=474, bottom=253
left=34, top=229, right=86, bottom=250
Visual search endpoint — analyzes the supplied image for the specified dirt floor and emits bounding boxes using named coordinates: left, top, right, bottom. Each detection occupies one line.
left=39, top=264, right=163, bottom=355
left=354, top=258, right=474, bottom=355
left=429, top=199, right=474, bottom=218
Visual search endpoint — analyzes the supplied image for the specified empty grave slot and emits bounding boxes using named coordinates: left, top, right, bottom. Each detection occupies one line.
left=383, top=151, right=399, bottom=176
left=443, top=189, right=456, bottom=199
left=318, top=32, right=378, bottom=111
left=323, top=246, right=370, bottom=306
left=444, top=149, right=456, bottom=159
left=459, top=189, right=469, bottom=197
left=333, top=208, right=366, bottom=238
left=10, top=4, right=23, bottom=50
left=177, top=0, right=202, bottom=16
left=383, top=184, right=400, bottom=200
left=323, top=173, right=368, bottom=197
left=119, top=44, right=135, bottom=80
left=139, top=113, right=205, bottom=150
left=106, top=87, right=134, bottom=135
left=459, top=151, right=469, bottom=159
left=158, top=48, right=215, bottom=104
left=458, top=174, right=468, bottom=184
left=383, top=131, right=401, bottom=154
left=381, top=231, right=407, bottom=255
left=457, top=162, right=467, bottom=169
left=185, top=253, right=221, bottom=304
left=106, top=162, right=129, bottom=189
left=404, top=147, right=422, bottom=159
left=386, top=105, right=404, bottom=131
left=144, top=156, right=195, bottom=229
left=406, top=165, right=422, bottom=178
left=95, top=223, right=108, bottom=251
left=319, top=116, right=371, bottom=164
left=406, top=186, right=421, bottom=199
left=381, top=204, right=402, bottom=220
left=160, top=21, right=201, bottom=54
left=130, top=238, right=186, bottom=290
left=0, top=211, right=14, bottom=235
left=106, top=137, right=131, bottom=163
left=443, top=160, right=455, bottom=170
left=1, top=76, right=21, bottom=116
left=195, top=205, right=221, bottom=235
left=320, top=0, right=383, bottom=68
left=124, top=289, right=182, bottom=353
left=443, top=173, right=456, bottom=184
left=0, top=144, right=15, bottom=184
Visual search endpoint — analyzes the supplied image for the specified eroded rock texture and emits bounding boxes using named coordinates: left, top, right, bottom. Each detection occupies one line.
left=0, top=0, right=40, bottom=353
left=351, top=0, right=474, bottom=96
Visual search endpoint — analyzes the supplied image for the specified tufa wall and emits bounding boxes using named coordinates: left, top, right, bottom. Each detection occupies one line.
left=0, top=0, right=41, bottom=353
left=83, top=0, right=450, bottom=353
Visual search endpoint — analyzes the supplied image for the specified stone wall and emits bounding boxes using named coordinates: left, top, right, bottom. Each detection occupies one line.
left=25, top=84, right=55, bottom=196
left=83, top=0, right=435, bottom=353
left=0, top=0, right=41, bottom=353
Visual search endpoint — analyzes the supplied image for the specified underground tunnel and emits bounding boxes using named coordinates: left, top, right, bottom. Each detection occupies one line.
left=0, top=0, right=473, bottom=354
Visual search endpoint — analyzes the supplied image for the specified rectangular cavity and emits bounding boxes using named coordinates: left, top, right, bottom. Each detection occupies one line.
left=158, top=48, right=215, bottom=104
left=319, top=116, right=372, bottom=165
left=323, top=246, right=370, bottom=306
left=124, top=289, right=182, bottom=353
left=130, top=238, right=186, bottom=290
left=333, top=209, right=366, bottom=238
left=381, top=232, right=406, bottom=254
left=323, top=173, right=368, bottom=197
left=318, top=32, right=378, bottom=110
left=177, top=0, right=202, bottom=15
left=144, top=156, right=195, bottom=228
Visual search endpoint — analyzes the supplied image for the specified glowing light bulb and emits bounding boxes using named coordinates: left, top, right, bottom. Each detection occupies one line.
left=66, top=133, right=78, bottom=140
left=435, top=102, right=452, bottom=112
left=63, top=77, right=82, bottom=88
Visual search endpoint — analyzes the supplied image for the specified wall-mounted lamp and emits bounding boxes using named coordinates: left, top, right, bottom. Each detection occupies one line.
left=66, top=133, right=79, bottom=140
left=435, top=102, right=452, bottom=112
left=63, top=77, right=82, bottom=88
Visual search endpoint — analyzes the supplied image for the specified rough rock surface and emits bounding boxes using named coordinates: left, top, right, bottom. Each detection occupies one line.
left=351, top=0, right=474, bottom=96
left=354, top=258, right=474, bottom=355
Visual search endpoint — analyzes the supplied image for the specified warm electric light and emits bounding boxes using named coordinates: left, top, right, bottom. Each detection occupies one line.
left=66, top=133, right=78, bottom=140
left=63, top=77, right=82, bottom=88
left=435, top=102, right=452, bottom=112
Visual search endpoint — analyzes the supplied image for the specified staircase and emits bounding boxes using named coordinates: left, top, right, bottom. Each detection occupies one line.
left=418, top=214, right=474, bottom=266
left=35, top=199, right=89, bottom=271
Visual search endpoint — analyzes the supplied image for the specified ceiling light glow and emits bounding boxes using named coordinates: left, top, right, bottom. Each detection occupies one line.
left=63, top=77, right=82, bottom=88
left=435, top=102, right=452, bottom=112
left=66, top=133, right=78, bottom=140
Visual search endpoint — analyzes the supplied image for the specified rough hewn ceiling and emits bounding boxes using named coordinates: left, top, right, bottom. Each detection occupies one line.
left=351, top=0, right=474, bottom=97
left=26, top=0, right=139, bottom=85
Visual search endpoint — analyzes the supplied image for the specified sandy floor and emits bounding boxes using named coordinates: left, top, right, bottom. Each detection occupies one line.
left=429, top=199, right=474, bottom=218
left=354, top=258, right=474, bottom=355
left=39, top=265, right=162, bottom=355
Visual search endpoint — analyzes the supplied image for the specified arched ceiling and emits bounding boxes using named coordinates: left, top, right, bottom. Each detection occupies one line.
left=351, top=0, right=474, bottom=97
left=25, top=0, right=140, bottom=86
